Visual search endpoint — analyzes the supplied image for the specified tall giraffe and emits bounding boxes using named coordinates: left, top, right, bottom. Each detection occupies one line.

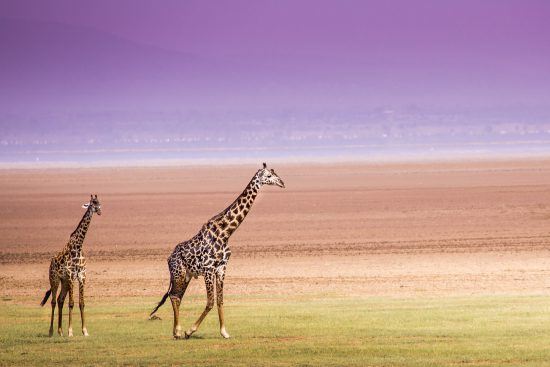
left=40, top=194, right=102, bottom=337
left=150, top=163, right=285, bottom=339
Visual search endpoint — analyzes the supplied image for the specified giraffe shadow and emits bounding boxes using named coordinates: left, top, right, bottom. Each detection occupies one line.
left=35, top=333, right=73, bottom=342
left=35, top=332, right=54, bottom=339
left=189, top=335, right=206, bottom=339
left=176, top=335, right=207, bottom=340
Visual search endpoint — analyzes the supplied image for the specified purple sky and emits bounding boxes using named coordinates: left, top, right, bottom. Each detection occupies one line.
left=1, top=0, right=550, bottom=111
left=2, top=0, right=549, bottom=57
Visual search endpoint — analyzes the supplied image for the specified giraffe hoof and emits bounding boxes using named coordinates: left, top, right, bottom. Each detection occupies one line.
left=48, top=330, right=54, bottom=337
left=220, top=328, right=230, bottom=339
left=68, top=329, right=74, bottom=337
left=184, top=331, right=192, bottom=339
left=82, top=328, right=89, bottom=337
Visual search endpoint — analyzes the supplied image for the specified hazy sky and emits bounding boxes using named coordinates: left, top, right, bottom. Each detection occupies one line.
left=1, top=0, right=550, bottom=111
left=2, top=0, right=549, bottom=57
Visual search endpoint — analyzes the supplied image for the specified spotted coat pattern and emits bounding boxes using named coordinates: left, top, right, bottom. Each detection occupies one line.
left=41, top=195, right=101, bottom=337
left=151, top=164, right=285, bottom=339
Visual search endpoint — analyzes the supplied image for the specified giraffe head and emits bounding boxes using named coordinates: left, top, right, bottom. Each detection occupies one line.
left=82, top=194, right=102, bottom=215
left=258, top=162, right=285, bottom=188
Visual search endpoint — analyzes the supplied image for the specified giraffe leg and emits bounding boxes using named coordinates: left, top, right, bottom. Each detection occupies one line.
left=185, top=272, right=215, bottom=339
left=57, top=282, right=68, bottom=336
left=170, top=296, right=181, bottom=339
left=48, top=281, right=59, bottom=337
left=216, top=268, right=230, bottom=339
left=78, top=279, right=88, bottom=336
left=67, top=282, right=74, bottom=337
left=170, top=273, right=191, bottom=339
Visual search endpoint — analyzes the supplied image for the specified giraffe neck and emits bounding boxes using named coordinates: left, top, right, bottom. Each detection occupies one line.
left=66, top=206, right=93, bottom=258
left=213, top=171, right=262, bottom=238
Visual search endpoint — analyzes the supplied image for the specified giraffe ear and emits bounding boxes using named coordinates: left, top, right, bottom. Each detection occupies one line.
left=82, top=203, right=90, bottom=209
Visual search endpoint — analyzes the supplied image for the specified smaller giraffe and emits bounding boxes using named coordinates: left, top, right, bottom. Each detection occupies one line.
left=40, top=194, right=102, bottom=337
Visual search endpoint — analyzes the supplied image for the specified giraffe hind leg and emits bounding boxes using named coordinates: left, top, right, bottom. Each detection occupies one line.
left=57, top=282, right=68, bottom=336
left=170, top=271, right=192, bottom=339
left=48, top=280, right=59, bottom=337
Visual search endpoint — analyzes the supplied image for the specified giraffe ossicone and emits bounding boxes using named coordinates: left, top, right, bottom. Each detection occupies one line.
left=40, top=194, right=102, bottom=337
left=150, top=163, right=285, bottom=339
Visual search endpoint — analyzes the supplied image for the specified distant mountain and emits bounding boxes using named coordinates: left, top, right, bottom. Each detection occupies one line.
left=0, top=18, right=227, bottom=111
left=0, top=18, right=341, bottom=112
left=2, top=17, right=549, bottom=114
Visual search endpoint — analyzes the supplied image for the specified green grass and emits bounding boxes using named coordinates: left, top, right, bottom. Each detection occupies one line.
left=0, top=295, right=549, bottom=366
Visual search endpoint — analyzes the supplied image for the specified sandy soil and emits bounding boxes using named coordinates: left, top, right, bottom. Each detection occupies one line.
left=1, top=159, right=549, bottom=301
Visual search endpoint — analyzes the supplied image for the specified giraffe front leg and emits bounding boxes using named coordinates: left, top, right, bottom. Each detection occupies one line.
left=185, top=272, right=215, bottom=339
left=67, top=282, right=74, bottom=337
left=216, top=268, right=230, bottom=339
left=78, top=279, right=88, bottom=336
left=57, top=283, right=68, bottom=336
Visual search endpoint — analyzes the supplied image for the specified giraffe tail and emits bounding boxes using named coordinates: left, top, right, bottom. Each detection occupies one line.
left=40, top=289, right=52, bottom=307
left=149, top=282, right=172, bottom=317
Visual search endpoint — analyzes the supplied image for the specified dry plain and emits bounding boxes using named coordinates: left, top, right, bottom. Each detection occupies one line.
left=1, top=159, right=549, bottom=300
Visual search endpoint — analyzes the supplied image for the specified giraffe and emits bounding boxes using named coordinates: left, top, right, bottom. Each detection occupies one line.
left=150, top=163, right=285, bottom=339
left=40, top=194, right=102, bottom=337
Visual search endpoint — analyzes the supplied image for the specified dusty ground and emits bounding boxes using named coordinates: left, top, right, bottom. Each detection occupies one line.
left=1, top=159, right=549, bottom=301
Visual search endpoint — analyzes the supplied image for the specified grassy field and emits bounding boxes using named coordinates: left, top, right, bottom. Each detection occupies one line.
left=0, top=295, right=549, bottom=366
